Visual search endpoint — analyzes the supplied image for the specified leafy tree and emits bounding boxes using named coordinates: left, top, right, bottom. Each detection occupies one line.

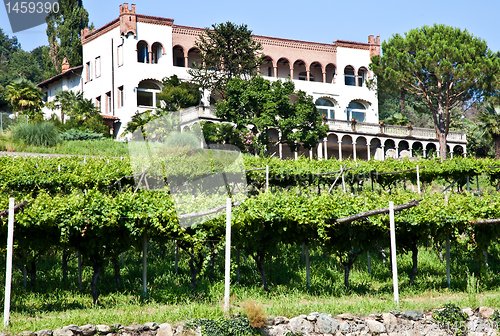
left=46, top=0, right=89, bottom=71
left=5, top=78, right=44, bottom=117
left=188, top=22, right=263, bottom=99
left=157, top=75, right=200, bottom=111
left=215, top=76, right=328, bottom=155
left=476, top=103, right=500, bottom=159
left=31, top=46, right=58, bottom=81
left=371, top=24, right=500, bottom=159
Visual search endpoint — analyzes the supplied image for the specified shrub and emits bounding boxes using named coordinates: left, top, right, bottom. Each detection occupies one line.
left=11, top=122, right=60, bottom=147
left=60, top=129, right=105, bottom=141
left=242, top=300, right=266, bottom=328
left=432, top=304, right=468, bottom=336
left=165, top=131, right=200, bottom=149
left=186, top=317, right=260, bottom=336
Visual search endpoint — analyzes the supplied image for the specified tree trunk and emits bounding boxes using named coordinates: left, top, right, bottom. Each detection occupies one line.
left=253, top=249, right=269, bottom=291
left=29, top=257, right=37, bottom=289
left=342, top=249, right=363, bottom=288
left=113, top=258, right=121, bottom=288
left=410, top=241, right=418, bottom=284
left=188, top=248, right=203, bottom=290
left=494, top=134, right=500, bottom=160
left=438, top=129, right=448, bottom=159
left=62, top=250, right=68, bottom=282
left=91, top=256, right=102, bottom=305
left=436, top=242, right=444, bottom=263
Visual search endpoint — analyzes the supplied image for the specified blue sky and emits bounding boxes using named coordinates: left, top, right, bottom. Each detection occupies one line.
left=1, top=0, right=500, bottom=54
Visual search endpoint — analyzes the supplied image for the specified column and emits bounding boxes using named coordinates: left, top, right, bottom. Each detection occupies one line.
left=306, top=70, right=310, bottom=81
left=184, top=56, right=189, bottom=67
left=464, top=146, right=467, bottom=157
left=381, top=145, right=385, bottom=161
left=317, top=140, right=323, bottom=160
left=395, top=146, right=399, bottom=159
left=338, top=141, right=343, bottom=161
left=367, top=144, right=371, bottom=160
left=323, top=138, right=328, bottom=160
left=423, top=149, right=427, bottom=158
left=279, top=143, right=283, bottom=159
left=274, top=66, right=278, bottom=78
left=353, top=142, right=357, bottom=161
left=309, top=149, right=313, bottom=160
left=322, top=72, right=326, bottom=83
left=290, top=67, right=294, bottom=80
left=409, top=148, right=413, bottom=157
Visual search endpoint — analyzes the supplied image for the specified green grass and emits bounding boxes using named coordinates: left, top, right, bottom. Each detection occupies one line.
left=2, top=241, right=500, bottom=333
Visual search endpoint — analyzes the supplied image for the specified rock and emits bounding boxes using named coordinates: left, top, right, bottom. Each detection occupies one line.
left=339, top=321, right=351, bottom=333
left=110, top=324, right=122, bottom=331
left=266, top=325, right=290, bottom=336
left=53, top=328, right=73, bottom=336
left=403, top=310, right=425, bottom=321
left=382, top=312, right=397, bottom=327
left=66, top=326, right=81, bottom=335
left=306, top=315, right=317, bottom=322
left=21, top=332, right=36, bottom=336
left=462, top=307, right=474, bottom=317
left=274, top=316, right=289, bottom=325
left=95, top=325, right=111, bottom=334
left=479, top=306, right=495, bottom=319
left=80, top=325, right=96, bottom=336
left=289, top=316, right=314, bottom=334
left=144, top=322, right=159, bottom=330
left=309, top=312, right=320, bottom=317
left=266, top=317, right=275, bottom=326
left=366, top=319, right=386, bottom=333
left=156, top=326, right=173, bottom=336
left=335, top=313, right=355, bottom=320
left=316, top=313, right=340, bottom=333
left=36, top=330, right=53, bottom=336
left=126, top=325, right=144, bottom=332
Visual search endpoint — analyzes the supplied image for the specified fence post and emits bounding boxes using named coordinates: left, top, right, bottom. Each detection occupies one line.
left=142, top=231, right=148, bottom=298
left=389, top=201, right=399, bottom=307
left=224, top=198, right=231, bottom=312
left=305, top=244, right=310, bottom=288
left=4, top=198, right=15, bottom=327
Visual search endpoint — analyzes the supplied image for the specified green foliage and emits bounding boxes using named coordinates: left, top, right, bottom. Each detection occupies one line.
left=432, top=304, right=468, bottom=336
left=215, top=76, right=327, bottom=155
left=187, top=317, right=261, bottom=336
left=188, top=22, right=263, bottom=97
left=11, top=121, right=60, bottom=147
left=60, top=129, right=105, bottom=141
left=164, top=131, right=200, bottom=149
left=371, top=24, right=500, bottom=159
left=5, top=78, right=44, bottom=117
left=157, top=75, right=200, bottom=111
left=46, top=0, right=89, bottom=71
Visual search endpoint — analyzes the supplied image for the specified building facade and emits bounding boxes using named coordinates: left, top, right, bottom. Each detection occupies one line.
left=38, top=3, right=466, bottom=160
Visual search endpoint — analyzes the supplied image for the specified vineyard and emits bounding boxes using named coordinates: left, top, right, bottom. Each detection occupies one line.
left=3, top=155, right=500, bottom=330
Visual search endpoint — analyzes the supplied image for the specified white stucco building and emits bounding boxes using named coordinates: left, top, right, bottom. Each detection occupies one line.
left=38, top=3, right=466, bottom=160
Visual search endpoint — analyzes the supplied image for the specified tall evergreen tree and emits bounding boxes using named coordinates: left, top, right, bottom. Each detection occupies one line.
left=46, top=0, right=89, bottom=72
left=371, top=24, right=500, bottom=159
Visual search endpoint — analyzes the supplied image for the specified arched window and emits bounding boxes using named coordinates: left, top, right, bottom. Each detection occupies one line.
left=344, top=66, right=355, bottom=86
left=173, top=46, right=185, bottom=67
left=347, top=101, right=366, bottom=122
left=137, top=41, right=149, bottom=63
left=358, top=67, right=368, bottom=86
left=137, top=80, right=161, bottom=107
left=316, top=98, right=335, bottom=119
left=151, top=42, right=162, bottom=64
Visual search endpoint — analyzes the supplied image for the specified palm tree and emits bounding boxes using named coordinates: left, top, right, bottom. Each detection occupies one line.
left=5, top=78, right=44, bottom=118
left=476, top=103, right=500, bottom=159
left=47, top=90, right=83, bottom=122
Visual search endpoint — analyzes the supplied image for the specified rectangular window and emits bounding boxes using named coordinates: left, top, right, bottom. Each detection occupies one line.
left=105, top=91, right=111, bottom=114
left=118, top=86, right=124, bottom=107
left=86, top=61, right=91, bottom=82
left=137, top=90, right=153, bottom=107
left=96, top=96, right=101, bottom=111
left=95, top=56, right=101, bottom=78
left=117, top=45, right=123, bottom=67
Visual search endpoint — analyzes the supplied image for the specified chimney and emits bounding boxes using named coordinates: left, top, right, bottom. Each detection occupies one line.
left=61, top=58, right=70, bottom=72
left=120, top=3, right=137, bottom=36
left=368, top=35, right=375, bottom=44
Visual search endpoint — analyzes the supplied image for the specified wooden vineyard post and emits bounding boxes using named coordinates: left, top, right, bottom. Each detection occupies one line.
left=224, top=198, right=232, bottom=313
left=174, top=240, right=178, bottom=274
left=416, top=165, right=421, bottom=195
left=389, top=201, right=399, bottom=307
left=77, top=251, right=82, bottom=291
left=3, top=198, right=14, bottom=327
left=142, top=231, right=148, bottom=298
left=367, top=251, right=371, bottom=274
left=445, top=192, right=450, bottom=288
left=305, top=244, right=310, bottom=288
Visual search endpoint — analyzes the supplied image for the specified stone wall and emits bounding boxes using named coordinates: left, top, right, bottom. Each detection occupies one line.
left=12, top=306, right=499, bottom=336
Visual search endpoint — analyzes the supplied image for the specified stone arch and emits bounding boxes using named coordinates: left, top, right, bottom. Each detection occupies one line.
left=398, top=140, right=410, bottom=158
left=137, top=40, right=149, bottom=63
left=357, top=66, right=369, bottom=87
left=426, top=143, right=438, bottom=158
left=384, top=139, right=397, bottom=159
left=268, top=128, right=280, bottom=158
left=309, top=62, right=323, bottom=82
left=293, top=59, right=308, bottom=81
left=187, top=47, right=201, bottom=68
left=370, top=138, right=383, bottom=160
left=151, top=42, right=164, bottom=64
left=412, top=141, right=424, bottom=157
left=344, top=65, right=356, bottom=86
left=325, top=63, right=336, bottom=84
left=172, top=45, right=185, bottom=67
left=356, top=136, right=368, bottom=160
left=277, top=58, right=291, bottom=78
left=340, top=134, right=354, bottom=160
left=260, top=56, right=274, bottom=77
